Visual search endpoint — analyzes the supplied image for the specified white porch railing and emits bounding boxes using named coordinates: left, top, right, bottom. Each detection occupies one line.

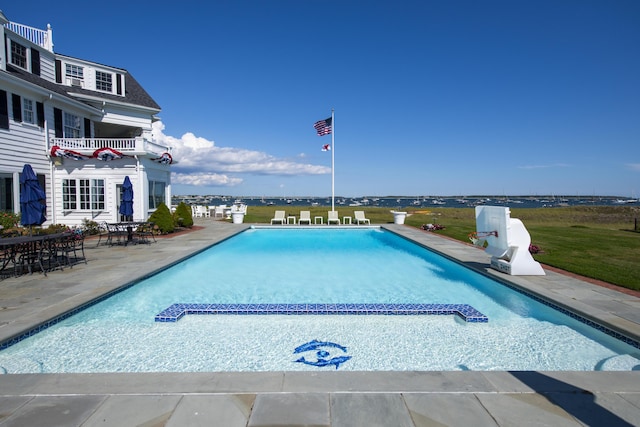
left=49, top=137, right=172, bottom=155
left=5, top=22, right=53, bottom=52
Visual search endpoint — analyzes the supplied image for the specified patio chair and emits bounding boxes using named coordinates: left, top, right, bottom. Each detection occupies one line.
left=135, top=222, right=157, bottom=244
left=106, top=223, right=127, bottom=246
left=95, top=222, right=110, bottom=246
left=270, top=210, right=286, bottom=225
left=0, top=244, right=18, bottom=278
left=214, top=205, right=227, bottom=218
left=193, top=205, right=210, bottom=218
left=298, top=211, right=312, bottom=225
left=328, top=211, right=341, bottom=225
left=354, top=211, right=371, bottom=225
left=57, top=231, right=87, bottom=267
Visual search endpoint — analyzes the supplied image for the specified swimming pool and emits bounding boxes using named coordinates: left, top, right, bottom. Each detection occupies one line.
left=0, top=227, right=638, bottom=373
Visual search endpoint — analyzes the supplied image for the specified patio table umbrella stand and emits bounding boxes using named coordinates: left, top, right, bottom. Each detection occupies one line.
left=119, top=176, right=134, bottom=242
left=20, top=164, right=47, bottom=234
left=18, top=164, right=47, bottom=273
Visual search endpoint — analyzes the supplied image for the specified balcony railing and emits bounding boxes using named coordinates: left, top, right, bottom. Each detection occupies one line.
left=49, top=137, right=172, bottom=156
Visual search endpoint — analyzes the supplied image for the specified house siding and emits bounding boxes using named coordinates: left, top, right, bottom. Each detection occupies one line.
left=1, top=13, right=171, bottom=228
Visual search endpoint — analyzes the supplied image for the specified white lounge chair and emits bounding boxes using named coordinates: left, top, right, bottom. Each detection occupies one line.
left=328, top=211, right=341, bottom=225
left=299, top=211, right=311, bottom=225
left=270, top=210, right=286, bottom=225
left=354, top=211, right=370, bottom=225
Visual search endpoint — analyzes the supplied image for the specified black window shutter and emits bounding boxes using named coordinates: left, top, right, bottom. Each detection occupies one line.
left=54, top=108, right=63, bottom=138
left=55, top=60, right=62, bottom=83
left=84, top=118, right=91, bottom=138
left=0, top=90, right=9, bottom=129
left=116, top=74, right=122, bottom=95
left=11, top=94, right=22, bottom=123
left=31, top=49, right=41, bottom=76
left=36, top=102, right=45, bottom=127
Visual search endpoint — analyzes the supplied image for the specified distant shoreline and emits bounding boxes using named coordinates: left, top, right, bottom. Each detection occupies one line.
left=172, top=194, right=639, bottom=209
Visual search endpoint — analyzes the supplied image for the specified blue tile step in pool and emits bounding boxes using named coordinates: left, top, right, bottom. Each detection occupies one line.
left=154, top=303, right=489, bottom=323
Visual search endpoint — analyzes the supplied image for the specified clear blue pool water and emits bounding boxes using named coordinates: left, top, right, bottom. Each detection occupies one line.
left=0, top=228, right=638, bottom=373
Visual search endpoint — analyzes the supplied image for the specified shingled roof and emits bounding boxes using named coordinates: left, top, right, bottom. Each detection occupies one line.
left=6, top=56, right=160, bottom=111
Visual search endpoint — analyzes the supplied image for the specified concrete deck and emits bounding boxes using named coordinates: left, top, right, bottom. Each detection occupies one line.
left=0, top=219, right=639, bottom=426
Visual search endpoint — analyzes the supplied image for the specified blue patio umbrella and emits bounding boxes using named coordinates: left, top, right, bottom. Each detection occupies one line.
left=119, top=176, right=134, bottom=220
left=20, top=164, right=47, bottom=228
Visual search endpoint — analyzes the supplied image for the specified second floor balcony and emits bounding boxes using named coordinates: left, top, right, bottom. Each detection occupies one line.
left=49, top=137, right=172, bottom=158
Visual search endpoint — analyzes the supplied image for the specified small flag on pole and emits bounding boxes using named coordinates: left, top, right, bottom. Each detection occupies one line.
left=314, top=117, right=332, bottom=136
left=322, top=144, right=331, bottom=151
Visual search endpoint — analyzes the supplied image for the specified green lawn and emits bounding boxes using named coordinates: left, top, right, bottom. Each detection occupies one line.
left=242, top=205, right=640, bottom=291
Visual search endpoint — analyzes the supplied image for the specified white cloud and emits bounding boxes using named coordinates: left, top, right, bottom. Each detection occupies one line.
left=627, top=163, right=640, bottom=172
left=152, top=121, right=330, bottom=187
left=172, top=172, right=243, bottom=187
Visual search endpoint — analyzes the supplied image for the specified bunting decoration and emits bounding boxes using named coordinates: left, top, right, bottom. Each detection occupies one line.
left=50, top=145, right=92, bottom=160
left=93, top=147, right=124, bottom=161
left=152, top=152, right=173, bottom=164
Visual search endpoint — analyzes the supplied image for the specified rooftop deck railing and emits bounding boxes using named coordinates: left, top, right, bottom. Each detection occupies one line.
left=5, top=22, right=53, bottom=51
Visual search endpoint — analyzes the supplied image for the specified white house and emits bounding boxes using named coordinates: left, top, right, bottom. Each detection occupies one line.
left=0, top=11, right=173, bottom=227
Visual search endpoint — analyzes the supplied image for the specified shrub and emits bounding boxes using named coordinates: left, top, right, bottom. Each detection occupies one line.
left=0, top=211, right=20, bottom=230
left=82, top=218, right=101, bottom=235
left=148, top=203, right=174, bottom=234
left=173, top=202, right=194, bottom=228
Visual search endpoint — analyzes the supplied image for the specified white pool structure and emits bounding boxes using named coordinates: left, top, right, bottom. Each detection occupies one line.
left=0, top=227, right=638, bottom=373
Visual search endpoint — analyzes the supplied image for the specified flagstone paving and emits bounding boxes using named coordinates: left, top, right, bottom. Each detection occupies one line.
left=0, top=219, right=639, bottom=426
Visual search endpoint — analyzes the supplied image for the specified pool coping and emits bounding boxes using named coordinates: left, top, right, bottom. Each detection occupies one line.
left=0, top=220, right=639, bottom=425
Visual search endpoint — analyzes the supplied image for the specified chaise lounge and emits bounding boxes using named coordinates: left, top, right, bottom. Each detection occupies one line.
left=270, top=210, right=286, bottom=225
left=354, top=211, right=370, bottom=225
left=298, top=211, right=312, bottom=225
left=328, top=211, right=341, bottom=225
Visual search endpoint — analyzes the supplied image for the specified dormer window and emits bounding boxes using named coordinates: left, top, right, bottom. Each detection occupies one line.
left=65, top=64, right=84, bottom=87
left=10, top=41, right=28, bottom=69
left=95, top=71, right=112, bottom=93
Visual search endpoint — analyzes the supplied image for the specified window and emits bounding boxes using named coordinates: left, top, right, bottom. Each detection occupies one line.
left=95, top=71, right=112, bottom=92
left=23, top=98, right=35, bottom=124
left=65, top=64, right=84, bottom=86
left=91, top=179, right=105, bottom=210
left=0, top=174, right=14, bottom=211
left=64, top=179, right=104, bottom=211
left=10, top=41, right=27, bottom=69
left=62, top=179, right=77, bottom=210
left=148, top=181, right=166, bottom=209
left=65, top=64, right=84, bottom=79
left=63, top=112, right=81, bottom=138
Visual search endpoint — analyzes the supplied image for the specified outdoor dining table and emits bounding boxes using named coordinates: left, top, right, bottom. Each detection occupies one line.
left=0, top=232, right=70, bottom=277
left=106, top=222, right=149, bottom=246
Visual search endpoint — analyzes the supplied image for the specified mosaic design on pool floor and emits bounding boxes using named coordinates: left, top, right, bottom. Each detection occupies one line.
left=154, top=303, right=489, bottom=323
left=294, top=339, right=351, bottom=369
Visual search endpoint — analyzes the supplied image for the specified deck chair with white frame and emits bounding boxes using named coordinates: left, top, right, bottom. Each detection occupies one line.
left=270, top=210, right=286, bottom=225
left=328, top=211, right=341, bottom=225
left=298, top=211, right=312, bottom=225
left=354, top=211, right=370, bottom=225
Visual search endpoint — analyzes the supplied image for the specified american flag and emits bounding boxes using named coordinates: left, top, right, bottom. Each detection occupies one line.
left=314, top=117, right=332, bottom=136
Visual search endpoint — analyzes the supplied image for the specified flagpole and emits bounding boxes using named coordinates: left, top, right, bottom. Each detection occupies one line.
left=331, top=109, right=335, bottom=212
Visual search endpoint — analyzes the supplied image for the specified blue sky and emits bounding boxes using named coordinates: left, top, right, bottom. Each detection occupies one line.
left=6, top=1, right=640, bottom=197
